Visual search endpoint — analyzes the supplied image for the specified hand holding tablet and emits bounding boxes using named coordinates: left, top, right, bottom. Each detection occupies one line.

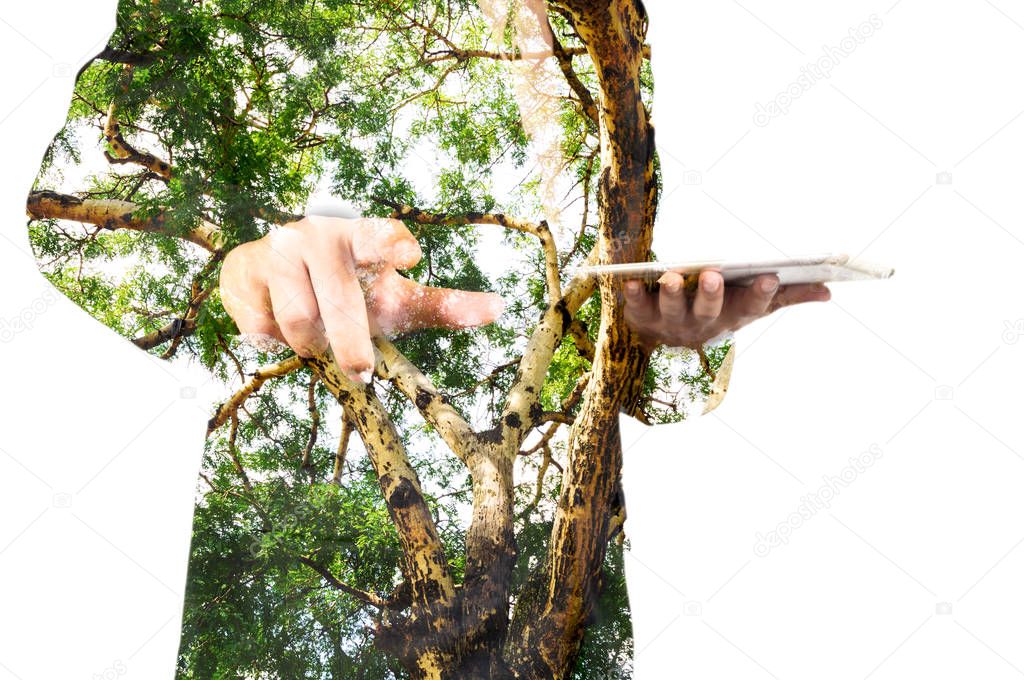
left=575, top=252, right=894, bottom=287
left=600, top=253, right=892, bottom=353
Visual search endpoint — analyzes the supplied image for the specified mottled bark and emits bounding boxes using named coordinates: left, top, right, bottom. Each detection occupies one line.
left=342, top=2, right=655, bottom=674
left=506, top=0, right=657, bottom=676
left=25, top=190, right=222, bottom=251
left=104, top=99, right=173, bottom=180
left=309, top=355, right=461, bottom=678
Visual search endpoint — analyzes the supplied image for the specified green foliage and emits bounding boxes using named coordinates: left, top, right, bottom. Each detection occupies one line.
left=27, top=1, right=673, bottom=677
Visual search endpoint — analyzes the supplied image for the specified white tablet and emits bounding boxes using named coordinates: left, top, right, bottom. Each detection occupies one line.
left=574, top=252, right=894, bottom=286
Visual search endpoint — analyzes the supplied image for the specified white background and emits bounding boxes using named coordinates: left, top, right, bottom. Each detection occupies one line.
left=0, top=2, right=212, bottom=679
left=625, top=1, right=1024, bottom=679
left=0, top=1, right=1022, bottom=679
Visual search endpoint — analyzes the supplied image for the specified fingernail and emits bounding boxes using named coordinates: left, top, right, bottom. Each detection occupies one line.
left=625, top=281, right=642, bottom=297
left=664, top=281, right=681, bottom=294
left=702, top=276, right=720, bottom=293
left=761, top=278, right=779, bottom=294
left=357, top=369, right=373, bottom=384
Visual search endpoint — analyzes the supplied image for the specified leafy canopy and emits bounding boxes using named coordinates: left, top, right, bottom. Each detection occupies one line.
left=29, top=0, right=722, bottom=677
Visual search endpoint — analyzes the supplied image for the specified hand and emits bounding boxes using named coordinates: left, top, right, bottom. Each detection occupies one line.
left=219, top=215, right=505, bottom=381
left=623, top=270, right=831, bottom=352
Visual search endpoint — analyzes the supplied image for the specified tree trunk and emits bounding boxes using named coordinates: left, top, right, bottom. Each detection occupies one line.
left=459, top=447, right=518, bottom=678
left=302, top=3, right=655, bottom=677
left=506, top=0, right=657, bottom=677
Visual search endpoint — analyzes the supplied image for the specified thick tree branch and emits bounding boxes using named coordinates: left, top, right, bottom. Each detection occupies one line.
left=306, top=354, right=457, bottom=614
left=498, top=248, right=597, bottom=453
left=309, top=350, right=465, bottom=677
left=373, top=336, right=478, bottom=463
left=446, top=253, right=601, bottom=680
left=26, top=190, right=223, bottom=252
left=104, top=100, right=172, bottom=180
left=507, top=0, right=657, bottom=676
left=566, top=319, right=595, bottom=362
left=27, top=191, right=299, bottom=253
left=375, top=197, right=561, bottom=301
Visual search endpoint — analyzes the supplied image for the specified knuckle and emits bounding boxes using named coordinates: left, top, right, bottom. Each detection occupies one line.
left=692, top=308, right=718, bottom=324
left=660, top=301, right=685, bottom=321
left=352, top=249, right=383, bottom=268
left=221, top=243, right=252, bottom=271
left=277, top=311, right=322, bottom=335
left=350, top=236, right=385, bottom=267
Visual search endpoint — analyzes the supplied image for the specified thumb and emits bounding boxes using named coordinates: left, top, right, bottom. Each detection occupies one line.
left=769, top=283, right=832, bottom=312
